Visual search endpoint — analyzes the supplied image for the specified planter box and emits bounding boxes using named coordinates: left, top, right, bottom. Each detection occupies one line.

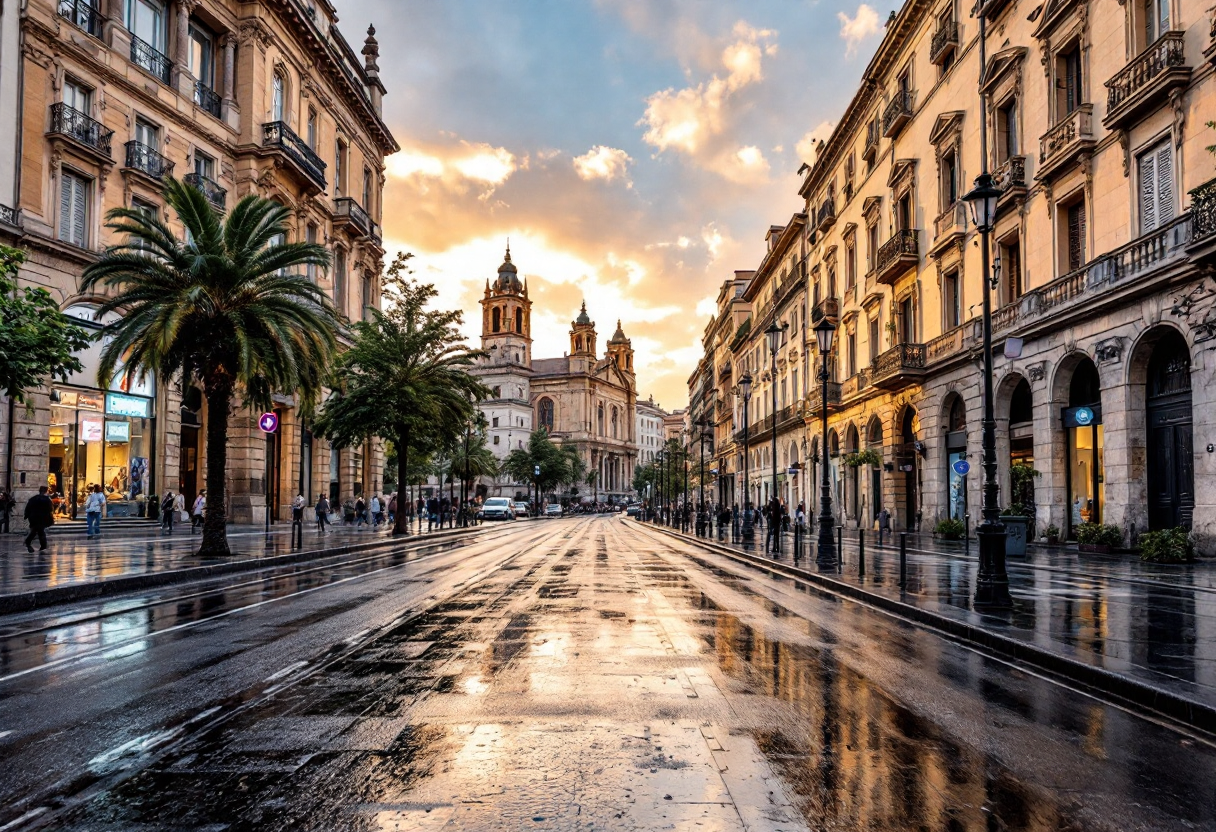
left=1003, top=516, right=1029, bottom=556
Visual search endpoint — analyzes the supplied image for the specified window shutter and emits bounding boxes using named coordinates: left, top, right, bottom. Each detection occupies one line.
left=1156, top=142, right=1173, bottom=224
left=72, top=176, right=87, bottom=247
left=58, top=173, right=73, bottom=242
left=1068, top=202, right=1086, bottom=271
left=1139, top=150, right=1157, bottom=233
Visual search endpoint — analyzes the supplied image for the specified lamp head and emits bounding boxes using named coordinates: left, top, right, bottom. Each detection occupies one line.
left=764, top=321, right=785, bottom=354
left=739, top=373, right=753, bottom=399
left=962, top=172, right=1001, bottom=232
left=813, top=316, right=837, bottom=355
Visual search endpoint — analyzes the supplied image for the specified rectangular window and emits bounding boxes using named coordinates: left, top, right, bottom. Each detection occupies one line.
left=867, top=223, right=879, bottom=271
left=943, top=269, right=961, bottom=328
left=127, top=0, right=165, bottom=50
left=188, top=23, right=214, bottom=86
left=997, top=100, right=1018, bottom=162
left=334, top=139, right=347, bottom=197
left=63, top=79, right=92, bottom=113
left=1137, top=139, right=1174, bottom=235
left=305, top=223, right=318, bottom=281
left=334, top=247, right=347, bottom=315
left=59, top=170, right=89, bottom=247
left=897, top=192, right=913, bottom=230
left=134, top=117, right=158, bottom=149
left=361, top=273, right=372, bottom=320
left=493, top=435, right=500, bottom=445
left=492, top=417, right=499, bottom=428
left=1145, top=0, right=1169, bottom=45
left=131, top=197, right=156, bottom=249
left=898, top=295, right=915, bottom=343
left=1057, top=44, right=1083, bottom=117
left=1066, top=199, right=1086, bottom=272
left=362, top=167, right=372, bottom=209
left=845, top=242, right=856, bottom=290
left=847, top=330, right=857, bottom=376
left=307, top=109, right=317, bottom=149
left=940, top=149, right=957, bottom=208
left=194, top=150, right=214, bottom=180
left=869, top=316, right=881, bottom=359
left=1000, top=237, right=1023, bottom=306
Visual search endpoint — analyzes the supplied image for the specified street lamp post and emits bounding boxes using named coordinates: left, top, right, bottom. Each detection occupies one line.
left=655, top=450, right=664, bottom=523
left=683, top=453, right=690, bottom=533
left=533, top=464, right=541, bottom=518
left=738, top=374, right=754, bottom=542
left=697, top=416, right=710, bottom=536
left=962, top=17, right=1011, bottom=608
left=765, top=322, right=787, bottom=555
left=814, top=317, right=839, bottom=569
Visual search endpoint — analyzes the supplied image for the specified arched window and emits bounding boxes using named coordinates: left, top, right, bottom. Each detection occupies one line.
left=492, top=307, right=501, bottom=333
left=597, top=403, right=605, bottom=435
left=611, top=407, right=618, bottom=439
left=271, top=70, right=285, bottom=122
left=515, top=307, right=523, bottom=333
left=538, top=397, right=555, bottom=432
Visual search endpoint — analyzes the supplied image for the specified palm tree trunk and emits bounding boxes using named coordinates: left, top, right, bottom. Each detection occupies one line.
left=200, top=380, right=233, bottom=556
left=393, top=428, right=409, bottom=535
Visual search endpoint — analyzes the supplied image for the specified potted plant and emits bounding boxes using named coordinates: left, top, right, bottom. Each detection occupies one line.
left=1137, top=527, right=1194, bottom=563
left=842, top=448, right=881, bottom=468
left=934, top=518, right=965, bottom=541
left=1043, top=524, right=1060, bottom=545
left=1076, top=522, right=1123, bottom=554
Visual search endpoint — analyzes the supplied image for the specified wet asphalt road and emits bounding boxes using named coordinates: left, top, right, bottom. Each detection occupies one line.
left=0, top=516, right=1213, bottom=831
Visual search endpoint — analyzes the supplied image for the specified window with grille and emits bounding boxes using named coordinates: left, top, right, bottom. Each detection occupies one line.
left=1066, top=200, right=1086, bottom=271
left=59, top=170, right=89, bottom=247
left=1137, top=138, right=1173, bottom=235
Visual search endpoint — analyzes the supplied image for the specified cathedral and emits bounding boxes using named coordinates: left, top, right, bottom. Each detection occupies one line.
left=472, top=247, right=639, bottom=503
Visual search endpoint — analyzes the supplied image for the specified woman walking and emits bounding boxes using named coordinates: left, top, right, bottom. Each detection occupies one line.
left=84, top=485, right=106, bottom=540
left=192, top=490, right=207, bottom=532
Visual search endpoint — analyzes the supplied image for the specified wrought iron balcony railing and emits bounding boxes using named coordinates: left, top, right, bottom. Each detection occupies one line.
left=124, top=141, right=174, bottom=180
left=816, top=196, right=835, bottom=232
left=131, top=35, right=171, bottom=84
left=58, top=0, right=103, bottom=37
left=806, top=382, right=842, bottom=414
left=194, top=80, right=222, bottom=119
left=0, top=204, right=18, bottom=227
left=184, top=173, right=226, bottom=210
left=262, top=121, right=327, bottom=189
left=882, top=90, right=913, bottom=137
left=49, top=102, right=113, bottom=157
left=334, top=197, right=372, bottom=238
left=930, top=20, right=958, bottom=64
left=870, top=342, right=926, bottom=389
left=875, top=228, right=919, bottom=285
left=1105, top=32, right=1189, bottom=128
left=811, top=296, right=840, bottom=324
left=863, top=120, right=880, bottom=161
left=1192, top=178, right=1216, bottom=244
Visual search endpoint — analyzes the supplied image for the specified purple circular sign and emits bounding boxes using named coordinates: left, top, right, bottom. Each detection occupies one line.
left=259, top=412, right=279, bottom=433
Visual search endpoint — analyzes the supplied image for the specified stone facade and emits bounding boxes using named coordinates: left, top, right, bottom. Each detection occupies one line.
left=1, top=0, right=397, bottom=526
left=635, top=396, right=667, bottom=466
left=692, top=0, right=1216, bottom=550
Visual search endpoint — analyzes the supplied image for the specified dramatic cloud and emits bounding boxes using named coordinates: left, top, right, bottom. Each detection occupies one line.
left=387, top=139, right=519, bottom=197
left=572, top=145, right=634, bottom=185
left=838, top=4, right=880, bottom=57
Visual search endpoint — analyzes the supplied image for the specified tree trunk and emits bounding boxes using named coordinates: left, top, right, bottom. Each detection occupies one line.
left=392, top=429, right=409, bottom=535
left=199, top=380, right=233, bottom=556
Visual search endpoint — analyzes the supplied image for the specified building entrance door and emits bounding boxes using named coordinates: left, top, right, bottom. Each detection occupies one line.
left=1146, top=332, right=1194, bottom=530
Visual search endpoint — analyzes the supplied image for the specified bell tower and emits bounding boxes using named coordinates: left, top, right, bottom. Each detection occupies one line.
left=570, top=301, right=596, bottom=357
left=480, top=243, right=532, bottom=366
left=606, top=320, right=635, bottom=386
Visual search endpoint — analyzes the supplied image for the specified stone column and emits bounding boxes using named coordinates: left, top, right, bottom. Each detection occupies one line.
left=222, top=34, right=236, bottom=102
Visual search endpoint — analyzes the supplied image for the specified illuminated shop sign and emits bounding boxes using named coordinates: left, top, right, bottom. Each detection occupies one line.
left=106, top=393, right=150, bottom=419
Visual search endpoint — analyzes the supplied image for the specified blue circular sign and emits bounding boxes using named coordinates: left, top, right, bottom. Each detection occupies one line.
left=952, top=459, right=970, bottom=476
left=258, top=412, right=279, bottom=433
left=1075, top=407, right=1094, bottom=426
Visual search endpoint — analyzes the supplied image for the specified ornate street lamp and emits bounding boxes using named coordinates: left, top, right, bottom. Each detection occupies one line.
left=656, top=449, right=664, bottom=524
left=697, top=416, right=712, bottom=536
left=813, top=317, right=838, bottom=568
left=765, top=321, right=787, bottom=555
left=738, top=373, right=754, bottom=542
left=962, top=138, right=1010, bottom=606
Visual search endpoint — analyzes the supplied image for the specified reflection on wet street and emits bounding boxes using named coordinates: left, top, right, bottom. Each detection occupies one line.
left=2, top=517, right=1214, bottom=830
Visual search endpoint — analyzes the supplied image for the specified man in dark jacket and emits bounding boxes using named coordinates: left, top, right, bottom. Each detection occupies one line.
left=23, top=486, right=54, bottom=553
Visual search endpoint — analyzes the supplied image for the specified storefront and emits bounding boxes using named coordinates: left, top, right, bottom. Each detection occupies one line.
left=50, top=305, right=158, bottom=520
left=1064, top=404, right=1104, bottom=536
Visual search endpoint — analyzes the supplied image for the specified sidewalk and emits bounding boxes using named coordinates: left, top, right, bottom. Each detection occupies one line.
left=639, top=519, right=1216, bottom=731
left=0, top=518, right=481, bottom=613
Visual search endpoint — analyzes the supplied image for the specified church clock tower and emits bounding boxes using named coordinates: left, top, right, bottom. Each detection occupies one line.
left=480, top=244, right=533, bottom=365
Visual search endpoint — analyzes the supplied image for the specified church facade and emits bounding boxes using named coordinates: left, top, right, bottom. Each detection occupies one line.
left=472, top=248, right=639, bottom=503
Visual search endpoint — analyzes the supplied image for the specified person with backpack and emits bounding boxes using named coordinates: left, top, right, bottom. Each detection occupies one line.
left=315, top=494, right=331, bottom=533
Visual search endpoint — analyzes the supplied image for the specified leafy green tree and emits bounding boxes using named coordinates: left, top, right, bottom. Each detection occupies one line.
left=450, top=415, right=498, bottom=502
left=81, top=178, right=338, bottom=555
left=0, top=245, right=91, bottom=403
left=503, top=428, right=586, bottom=505
left=314, top=257, right=488, bottom=535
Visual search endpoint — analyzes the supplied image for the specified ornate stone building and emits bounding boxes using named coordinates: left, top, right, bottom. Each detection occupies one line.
left=471, top=248, right=640, bottom=503
left=1, top=0, right=397, bottom=525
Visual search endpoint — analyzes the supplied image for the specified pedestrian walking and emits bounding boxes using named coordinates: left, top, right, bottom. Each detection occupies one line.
left=23, top=486, right=54, bottom=552
left=173, top=491, right=187, bottom=526
left=387, top=493, right=397, bottom=525
left=0, top=489, right=14, bottom=533
left=370, top=494, right=383, bottom=526
left=161, top=491, right=176, bottom=533
left=315, top=494, right=331, bottom=532
left=192, top=490, right=207, bottom=531
left=355, top=496, right=368, bottom=528
left=84, top=484, right=106, bottom=539
left=291, top=492, right=305, bottom=527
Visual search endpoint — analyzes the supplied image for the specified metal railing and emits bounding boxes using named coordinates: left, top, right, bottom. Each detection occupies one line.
left=870, top=342, right=926, bottom=382
left=806, top=382, right=842, bottom=412
left=1106, top=32, right=1187, bottom=113
left=882, top=90, right=913, bottom=136
left=131, top=35, right=171, bottom=84
left=124, top=141, right=174, bottom=180
left=930, top=20, right=958, bottom=63
left=1192, top=177, right=1216, bottom=242
left=0, top=204, right=18, bottom=226
left=876, top=229, right=919, bottom=278
left=194, top=80, right=222, bottom=118
left=1039, top=104, right=1093, bottom=165
left=58, top=0, right=103, bottom=37
left=817, top=197, right=835, bottom=231
left=262, top=121, right=327, bottom=188
left=184, top=173, right=226, bottom=210
left=334, top=197, right=372, bottom=237
left=812, top=296, right=840, bottom=323
left=49, top=102, right=113, bottom=156
left=993, top=155, right=1027, bottom=192
left=863, top=120, right=880, bottom=159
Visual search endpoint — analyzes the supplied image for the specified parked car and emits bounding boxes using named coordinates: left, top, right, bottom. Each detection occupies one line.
left=626, top=504, right=641, bottom=517
left=482, top=497, right=516, bottom=521
left=513, top=501, right=530, bottom=518
left=544, top=503, right=563, bottom=517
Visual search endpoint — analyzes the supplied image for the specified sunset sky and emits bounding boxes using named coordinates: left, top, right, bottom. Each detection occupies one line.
left=343, top=0, right=900, bottom=408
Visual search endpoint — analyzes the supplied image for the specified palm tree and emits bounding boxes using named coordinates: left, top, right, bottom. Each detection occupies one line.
left=81, top=178, right=338, bottom=555
left=314, top=261, right=488, bottom=535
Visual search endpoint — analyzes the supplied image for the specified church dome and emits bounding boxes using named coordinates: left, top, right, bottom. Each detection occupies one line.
left=495, top=244, right=521, bottom=292
left=575, top=301, right=592, bottom=326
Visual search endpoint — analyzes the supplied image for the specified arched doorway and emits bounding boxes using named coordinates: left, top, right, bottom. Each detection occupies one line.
left=845, top=425, right=860, bottom=524
left=866, top=417, right=883, bottom=524
left=944, top=396, right=967, bottom=521
left=1145, top=331, right=1194, bottom=529
left=1063, top=358, right=1103, bottom=538
left=897, top=407, right=920, bottom=529
left=1008, top=378, right=1034, bottom=483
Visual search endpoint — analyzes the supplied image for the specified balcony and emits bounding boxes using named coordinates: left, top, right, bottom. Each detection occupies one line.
left=130, top=35, right=171, bottom=84
left=805, top=382, right=842, bottom=415
left=993, top=155, right=1028, bottom=206
left=184, top=173, right=226, bottom=211
left=1190, top=178, right=1216, bottom=261
left=931, top=202, right=966, bottom=254
left=194, top=81, right=222, bottom=119
left=262, top=121, right=327, bottom=191
left=841, top=370, right=869, bottom=400
left=58, top=0, right=103, bottom=38
left=869, top=343, right=927, bottom=390
left=1104, top=32, right=1190, bottom=130
left=48, top=102, right=113, bottom=161
left=816, top=197, right=836, bottom=233
left=124, top=141, right=173, bottom=181
left=862, top=120, right=880, bottom=162
left=811, top=296, right=840, bottom=324
left=875, top=229, right=919, bottom=285
left=334, top=197, right=372, bottom=238
left=882, top=91, right=913, bottom=138
left=926, top=325, right=965, bottom=363
left=930, top=20, right=958, bottom=65
left=1037, top=104, right=1095, bottom=181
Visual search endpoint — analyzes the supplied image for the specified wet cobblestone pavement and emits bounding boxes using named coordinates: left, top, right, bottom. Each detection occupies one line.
left=2, top=517, right=1214, bottom=830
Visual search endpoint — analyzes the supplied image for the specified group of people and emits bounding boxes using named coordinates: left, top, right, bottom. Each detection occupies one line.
left=305, top=492, right=392, bottom=532
left=156, top=489, right=207, bottom=534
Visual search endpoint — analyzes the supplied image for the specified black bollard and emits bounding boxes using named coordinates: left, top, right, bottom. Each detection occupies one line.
left=858, top=529, right=865, bottom=578
left=837, top=527, right=843, bottom=572
left=964, top=512, right=971, bottom=559
left=899, top=532, right=907, bottom=590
